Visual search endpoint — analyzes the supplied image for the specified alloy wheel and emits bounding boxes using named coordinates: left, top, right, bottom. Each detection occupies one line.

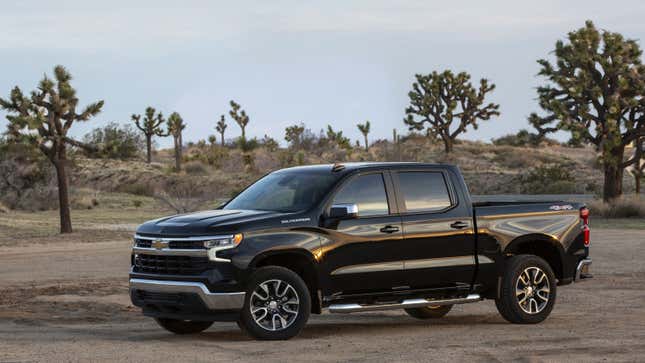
left=249, top=279, right=300, bottom=331
left=515, top=266, right=550, bottom=314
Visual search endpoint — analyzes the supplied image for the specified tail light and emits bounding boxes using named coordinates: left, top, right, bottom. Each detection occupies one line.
left=580, top=207, right=590, bottom=247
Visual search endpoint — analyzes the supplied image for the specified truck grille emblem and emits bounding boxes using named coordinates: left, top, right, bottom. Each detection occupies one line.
left=151, top=240, right=168, bottom=250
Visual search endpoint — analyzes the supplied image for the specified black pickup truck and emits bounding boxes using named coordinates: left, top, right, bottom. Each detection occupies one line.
left=129, top=162, right=592, bottom=340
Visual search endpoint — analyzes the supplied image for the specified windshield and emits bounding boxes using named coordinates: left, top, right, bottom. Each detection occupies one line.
left=223, top=171, right=338, bottom=213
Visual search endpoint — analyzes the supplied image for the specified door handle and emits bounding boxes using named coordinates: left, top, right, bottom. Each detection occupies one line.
left=380, top=225, right=400, bottom=233
left=450, top=221, right=469, bottom=229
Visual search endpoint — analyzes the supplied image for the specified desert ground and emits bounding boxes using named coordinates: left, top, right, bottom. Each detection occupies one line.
left=0, top=210, right=644, bottom=362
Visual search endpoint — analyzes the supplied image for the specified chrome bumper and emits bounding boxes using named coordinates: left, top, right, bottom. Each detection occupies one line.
left=575, top=257, right=592, bottom=281
left=129, top=278, right=245, bottom=310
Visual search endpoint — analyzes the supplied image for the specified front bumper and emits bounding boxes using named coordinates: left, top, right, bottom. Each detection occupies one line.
left=129, top=278, right=246, bottom=310
left=575, top=257, right=592, bottom=281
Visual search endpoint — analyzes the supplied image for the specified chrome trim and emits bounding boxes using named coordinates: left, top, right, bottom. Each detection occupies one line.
left=132, top=247, right=208, bottom=257
left=331, top=255, right=493, bottom=276
left=405, top=256, right=475, bottom=270
left=328, top=293, right=481, bottom=313
left=478, top=255, right=495, bottom=264
left=133, top=234, right=237, bottom=262
left=331, top=261, right=403, bottom=275
left=129, top=278, right=245, bottom=310
left=575, top=257, right=592, bottom=281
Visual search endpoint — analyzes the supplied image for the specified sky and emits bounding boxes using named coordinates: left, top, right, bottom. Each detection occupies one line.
left=1, top=0, right=645, bottom=148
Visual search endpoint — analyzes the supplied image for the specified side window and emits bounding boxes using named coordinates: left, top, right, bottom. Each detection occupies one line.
left=397, top=172, right=452, bottom=213
left=332, top=173, right=389, bottom=217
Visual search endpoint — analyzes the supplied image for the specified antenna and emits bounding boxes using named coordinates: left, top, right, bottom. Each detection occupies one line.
left=331, top=163, right=345, bottom=172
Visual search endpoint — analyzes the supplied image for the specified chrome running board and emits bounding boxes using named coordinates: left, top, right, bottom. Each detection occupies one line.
left=328, top=293, right=481, bottom=314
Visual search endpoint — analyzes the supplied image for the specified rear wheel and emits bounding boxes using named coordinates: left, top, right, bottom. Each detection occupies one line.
left=495, top=254, right=556, bottom=324
left=238, top=266, right=311, bottom=340
left=155, top=318, right=213, bottom=334
left=405, top=304, right=452, bottom=319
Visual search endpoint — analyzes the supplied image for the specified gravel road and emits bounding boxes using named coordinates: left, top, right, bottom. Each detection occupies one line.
left=1, top=229, right=644, bottom=362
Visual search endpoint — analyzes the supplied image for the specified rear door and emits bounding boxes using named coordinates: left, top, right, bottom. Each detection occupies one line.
left=392, top=168, right=476, bottom=290
left=321, top=171, right=406, bottom=295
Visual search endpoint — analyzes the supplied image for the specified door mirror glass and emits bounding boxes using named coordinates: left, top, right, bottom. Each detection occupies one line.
left=329, top=203, right=359, bottom=219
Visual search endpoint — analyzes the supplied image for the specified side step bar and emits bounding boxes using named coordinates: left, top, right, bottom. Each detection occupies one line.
left=328, top=293, right=481, bottom=314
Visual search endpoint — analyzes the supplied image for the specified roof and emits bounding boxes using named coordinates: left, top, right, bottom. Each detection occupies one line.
left=276, top=162, right=453, bottom=174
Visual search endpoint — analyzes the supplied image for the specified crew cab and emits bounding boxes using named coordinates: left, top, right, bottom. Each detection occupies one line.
left=129, top=162, right=592, bottom=340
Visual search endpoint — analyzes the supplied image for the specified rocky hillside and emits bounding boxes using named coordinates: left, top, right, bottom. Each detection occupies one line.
left=69, top=137, right=616, bottom=199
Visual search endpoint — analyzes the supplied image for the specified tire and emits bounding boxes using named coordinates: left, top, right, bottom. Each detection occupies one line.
left=238, top=266, right=311, bottom=340
left=405, top=304, right=452, bottom=319
left=154, top=318, right=213, bottom=334
left=495, top=254, right=557, bottom=324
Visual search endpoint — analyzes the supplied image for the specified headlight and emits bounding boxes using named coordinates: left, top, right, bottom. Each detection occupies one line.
left=203, top=233, right=243, bottom=250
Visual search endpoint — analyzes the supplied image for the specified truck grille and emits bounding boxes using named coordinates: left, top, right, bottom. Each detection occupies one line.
left=134, top=238, right=206, bottom=250
left=133, top=254, right=210, bottom=275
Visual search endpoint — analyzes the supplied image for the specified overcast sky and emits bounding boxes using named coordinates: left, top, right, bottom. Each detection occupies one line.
left=1, top=0, right=645, bottom=147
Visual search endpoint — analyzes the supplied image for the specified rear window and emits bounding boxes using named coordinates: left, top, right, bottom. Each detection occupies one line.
left=397, top=172, right=452, bottom=212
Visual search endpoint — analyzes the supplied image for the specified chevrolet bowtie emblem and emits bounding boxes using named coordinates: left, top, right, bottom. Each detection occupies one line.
left=151, top=240, right=168, bottom=250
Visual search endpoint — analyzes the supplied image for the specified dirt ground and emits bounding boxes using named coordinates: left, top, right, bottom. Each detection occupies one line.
left=1, top=228, right=644, bottom=362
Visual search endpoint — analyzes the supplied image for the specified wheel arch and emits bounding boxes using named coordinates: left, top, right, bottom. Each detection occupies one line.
left=250, top=249, right=322, bottom=314
left=503, top=234, right=566, bottom=280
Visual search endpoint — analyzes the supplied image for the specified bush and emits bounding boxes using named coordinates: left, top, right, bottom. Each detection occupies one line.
left=71, top=195, right=96, bottom=210
left=492, top=129, right=561, bottom=147
left=587, top=198, right=645, bottom=218
left=0, top=142, right=59, bottom=211
left=82, top=122, right=144, bottom=159
left=184, top=161, right=209, bottom=175
left=117, top=182, right=155, bottom=197
left=133, top=200, right=143, bottom=208
left=518, top=164, right=577, bottom=194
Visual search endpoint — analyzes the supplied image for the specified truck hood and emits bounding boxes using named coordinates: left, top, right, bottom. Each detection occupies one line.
left=136, top=209, right=286, bottom=235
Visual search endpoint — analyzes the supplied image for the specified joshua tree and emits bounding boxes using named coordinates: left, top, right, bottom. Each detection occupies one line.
left=229, top=100, right=249, bottom=141
left=529, top=21, right=645, bottom=201
left=216, top=114, right=227, bottom=146
left=285, top=123, right=305, bottom=149
left=167, top=112, right=186, bottom=172
left=132, top=107, right=166, bottom=163
left=326, top=125, right=351, bottom=150
left=0, top=65, right=103, bottom=233
left=404, top=70, right=500, bottom=153
left=357, top=121, right=371, bottom=151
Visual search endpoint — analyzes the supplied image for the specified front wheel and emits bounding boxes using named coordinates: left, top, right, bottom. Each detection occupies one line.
left=155, top=318, right=213, bottom=334
left=495, top=254, right=557, bottom=324
left=405, top=304, right=452, bottom=319
left=238, top=266, right=311, bottom=340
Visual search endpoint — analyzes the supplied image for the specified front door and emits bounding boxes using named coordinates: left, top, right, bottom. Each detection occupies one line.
left=320, top=171, right=406, bottom=295
left=392, top=169, right=476, bottom=290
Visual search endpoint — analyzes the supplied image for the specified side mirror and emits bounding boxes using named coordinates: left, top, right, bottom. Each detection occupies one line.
left=329, top=203, right=359, bottom=219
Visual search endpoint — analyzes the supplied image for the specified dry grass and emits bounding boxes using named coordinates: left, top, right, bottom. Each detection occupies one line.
left=587, top=197, right=645, bottom=218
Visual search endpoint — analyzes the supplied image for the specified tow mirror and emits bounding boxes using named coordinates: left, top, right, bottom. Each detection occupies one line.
left=329, top=203, right=359, bottom=219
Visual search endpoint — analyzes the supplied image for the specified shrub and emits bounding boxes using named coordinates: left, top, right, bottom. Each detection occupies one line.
left=518, top=164, right=577, bottom=194
left=117, top=182, right=155, bottom=197
left=71, top=195, right=96, bottom=210
left=133, top=200, right=143, bottom=208
left=587, top=198, right=645, bottom=218
left=82, top=122, right=144, bottom=159
left=0, top=142, right=58, bottom=211
left=261, top=135, right=279, bottom=152
left=184, top=161, right=209, bottom=175
left=493, top=130, right=538, bottom=147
